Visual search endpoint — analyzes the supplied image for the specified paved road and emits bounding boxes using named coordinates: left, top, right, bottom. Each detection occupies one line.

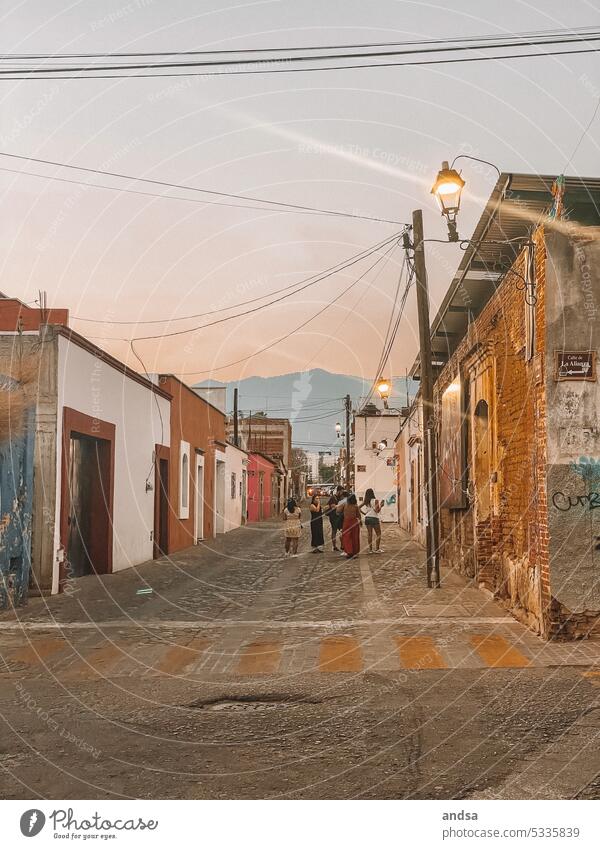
left=0, top=523, right=599, bottom=799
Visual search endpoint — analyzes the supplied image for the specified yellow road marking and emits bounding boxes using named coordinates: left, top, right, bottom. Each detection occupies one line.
left=237, top=640, right=282, bottom=675
left=582, top=668, right=600, bottom=684
left=155, top=639, right=210, bottom=675
left=9, top=637, right=66, bottom=666
left=470, top=634, right=530, bottom=668
left=395, top=636, right=446, bottom=669
left=63, top=642, right=125, bottom=679
left=319, top=636, right=362, bottom=672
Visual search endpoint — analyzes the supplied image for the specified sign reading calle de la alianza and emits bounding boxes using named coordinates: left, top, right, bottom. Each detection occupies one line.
left=554, top=350, right=597, bottom=381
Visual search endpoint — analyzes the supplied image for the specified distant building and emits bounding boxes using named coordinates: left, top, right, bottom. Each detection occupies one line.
left=227, top=413, right=292, bottom=504
left=224, top=442, right=248, bottom=530
left=353, top=403, right=401, bottom=522
left=247, top=452, right=278, bottom=522
left=192, top=381, right=227, bottom=415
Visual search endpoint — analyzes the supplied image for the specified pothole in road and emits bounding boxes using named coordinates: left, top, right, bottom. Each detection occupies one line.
left=189, top=694, right=323, bottom=712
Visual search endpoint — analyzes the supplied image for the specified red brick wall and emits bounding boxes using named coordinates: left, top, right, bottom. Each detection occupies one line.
left=159, top=376, right=226, bottom=551
left=434, top=227, right=551, bottom=635
left=0, top=300, right=69, bottom=330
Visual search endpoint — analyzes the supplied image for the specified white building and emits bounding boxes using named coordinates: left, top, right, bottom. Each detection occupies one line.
left=52, top=328, right=171, bottom=593
left=394, top=396, right=426, bottom=546
left=353, top=404, right=401, bottom=522
left=224, top=442, right=248, bottom=531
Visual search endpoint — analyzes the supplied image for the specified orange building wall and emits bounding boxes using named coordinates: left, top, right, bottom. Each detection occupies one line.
left=159, top=375, right=226, bottom=552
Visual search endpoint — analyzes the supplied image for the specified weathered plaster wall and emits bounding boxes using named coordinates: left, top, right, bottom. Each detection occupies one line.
left=544, top=227, right=600, bottom=637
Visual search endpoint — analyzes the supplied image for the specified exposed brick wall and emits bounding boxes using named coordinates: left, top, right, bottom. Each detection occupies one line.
left=434, top=227, right=551, bottom=636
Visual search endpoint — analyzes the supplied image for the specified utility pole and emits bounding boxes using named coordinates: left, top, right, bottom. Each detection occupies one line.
left=412, top=209, right=441, bottom=588
left=345, top=394, right=352, bottom=491
left=233, top=388, right=239, bottom=447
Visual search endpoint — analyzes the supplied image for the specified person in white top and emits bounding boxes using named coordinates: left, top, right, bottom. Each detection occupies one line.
left=359, top=488, right=383, bottom=553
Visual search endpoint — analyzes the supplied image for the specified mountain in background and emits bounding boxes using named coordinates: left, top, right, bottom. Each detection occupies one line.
left=195, top=369, right=417, bottom=451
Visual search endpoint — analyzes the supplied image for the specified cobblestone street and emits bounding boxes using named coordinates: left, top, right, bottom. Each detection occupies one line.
left=1, top=523, right=599, bottom=799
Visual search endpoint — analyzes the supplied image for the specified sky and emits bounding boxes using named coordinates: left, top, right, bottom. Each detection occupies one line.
left=1, top=0, right=599, bottom=384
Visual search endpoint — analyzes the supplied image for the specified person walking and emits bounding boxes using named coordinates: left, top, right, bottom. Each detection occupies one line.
left=339, top=493, right=361, bottom=559
left=283, top=497, right=302, bottom=557
left=360, top=488, right=383, bottom=553
left=326, top=485, right=343, bottom=551
left=309, top=494, right=325, bottom=553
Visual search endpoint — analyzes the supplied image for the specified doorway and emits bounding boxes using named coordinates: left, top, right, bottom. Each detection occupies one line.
left=60, top=408, right=115, bottom=589
left=258, top=471, right=265, bottom=520
left=241, top=469, right=247, bottom=524
left=473, top=399, right=491, bottom=522
left=153, top=444, right=169, bottom=558
left=215, top=451, right=226, bottom=534
left=195, top=454, right=204, bottom=542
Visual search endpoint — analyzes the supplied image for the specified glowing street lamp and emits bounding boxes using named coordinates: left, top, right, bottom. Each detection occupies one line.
left=431, top=161, right=465, bottom=242
left=335, top=421, right=342, bottom=437
left=376, top=377, right=391, bottom=409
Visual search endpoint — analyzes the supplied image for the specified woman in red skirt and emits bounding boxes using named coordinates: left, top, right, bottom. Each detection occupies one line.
left=339, top=494, right=362, bottom=559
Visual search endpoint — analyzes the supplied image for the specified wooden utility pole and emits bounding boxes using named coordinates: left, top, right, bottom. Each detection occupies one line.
left=233, top=388, right=239, bottom=447
left=413, top=209, right=441, bottom=588
left=345, top=393, right=352, bottom=490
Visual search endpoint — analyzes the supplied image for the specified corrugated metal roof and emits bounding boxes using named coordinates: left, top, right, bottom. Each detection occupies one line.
left=410, top=172, right=600, bottom=378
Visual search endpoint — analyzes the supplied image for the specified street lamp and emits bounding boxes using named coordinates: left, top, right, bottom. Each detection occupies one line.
left=376, top=377, right=391, bottom=408
left=431, top=160, right=465, bottom=242
left=335, top=421, right=342, bottom=437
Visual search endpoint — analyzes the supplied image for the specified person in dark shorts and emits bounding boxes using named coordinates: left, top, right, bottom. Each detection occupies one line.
left=360, top=487, right=382, bottom=553
left=327, top=485, right=344, bottom=551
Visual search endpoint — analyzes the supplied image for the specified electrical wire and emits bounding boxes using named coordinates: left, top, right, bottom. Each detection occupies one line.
left=111, top=232, right=405, bottom=342
left=72, top=232, right=404, bottom=327
left=364, top=258, right=416, bottom=406
left=4, top=25, right=599, bottom=60
left=171, top=241, right=398, bottom=376
left=564, top=95, right=600, bottom=170
left=3, top=32, right=600, bottom=75
left=2, top=46, right=597, bottom=80
left=0, top=151, right=405, bottom=226
left=0, top=164, right=382, bottom=220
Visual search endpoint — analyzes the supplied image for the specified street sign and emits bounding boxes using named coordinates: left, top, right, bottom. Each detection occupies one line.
left=554, top=350, right=596, bottom=381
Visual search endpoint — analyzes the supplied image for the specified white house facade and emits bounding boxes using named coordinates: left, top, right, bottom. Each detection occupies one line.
left=353, top=406, right=401, bottom=523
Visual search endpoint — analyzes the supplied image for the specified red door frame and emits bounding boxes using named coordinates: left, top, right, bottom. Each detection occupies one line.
left=59, top=407, right=115, bottom=590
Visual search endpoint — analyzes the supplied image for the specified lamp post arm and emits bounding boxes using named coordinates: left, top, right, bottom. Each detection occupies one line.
left=450, top=154, right=501, bottom=179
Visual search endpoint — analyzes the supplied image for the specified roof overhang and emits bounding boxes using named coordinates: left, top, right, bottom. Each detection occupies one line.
left=411, top=172, right=600, bottom=379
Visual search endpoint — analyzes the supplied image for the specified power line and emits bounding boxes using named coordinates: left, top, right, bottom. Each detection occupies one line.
left=0, top=164, right=380, bottom=220
left=73, top=232, right=404, bottom=327
left=4, top=25, right=598, bottom=60
left=564, top=95, right=600, bottom=170
left=2, top=31, right=599, bottom=74
left=171, top=241, right=398, bottom=376
left=2, top=46, right=597, bottom=80
left=0, top=151, right=404, bottom=226
left=108, top=232, right=405, bottom=342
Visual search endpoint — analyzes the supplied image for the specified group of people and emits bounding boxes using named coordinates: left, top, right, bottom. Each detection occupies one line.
left=282, top=485, right=383, bottom=559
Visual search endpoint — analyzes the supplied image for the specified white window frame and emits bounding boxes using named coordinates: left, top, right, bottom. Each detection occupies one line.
left=179, top=440, right=190, bottom=519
